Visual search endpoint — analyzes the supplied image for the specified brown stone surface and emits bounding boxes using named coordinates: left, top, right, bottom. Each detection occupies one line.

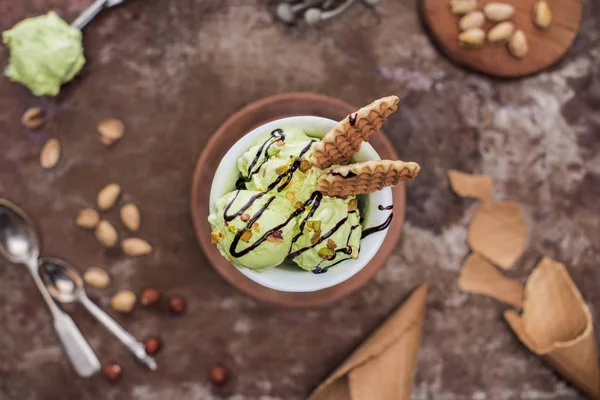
left=0, top=0, right=599, bottom=399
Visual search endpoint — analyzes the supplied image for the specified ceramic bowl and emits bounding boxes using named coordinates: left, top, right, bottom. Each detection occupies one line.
left=209, top=116, right=393, bottom=292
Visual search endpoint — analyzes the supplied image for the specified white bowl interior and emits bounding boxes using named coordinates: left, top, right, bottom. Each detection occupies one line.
left=209, top=116, right=393, bottom=292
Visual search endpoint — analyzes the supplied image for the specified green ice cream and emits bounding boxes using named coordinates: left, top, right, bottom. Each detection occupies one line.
left=209, top=126, right=364, bottom=273
left=290, top=196, right=361, bottom=273
left=3, top=12, right=85, bottom=96
left=237, top=127, right=323, bottom=208
left=208, top=190, right=297, bottom=271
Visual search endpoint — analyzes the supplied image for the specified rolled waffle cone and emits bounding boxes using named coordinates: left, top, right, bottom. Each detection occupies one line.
left=504, top=258, right=600, bottom=400
left=317, top=160, right=420, bottom=197
left=308, top=284, right=427, bottom=400
left=310, top=96, right=400, bottom=169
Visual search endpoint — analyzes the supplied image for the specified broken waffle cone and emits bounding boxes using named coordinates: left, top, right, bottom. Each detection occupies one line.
left=504, top=258, right=600, bottom=400
left=447, top=170, right=493, bottom=202
left=458, top=253, right=524, bottom=308
left=310, top=96, right=400, bottom=169
left=308, top=284, right=427, bottom=400
left=467, top=201, right=527, bottom=269
left=318, top=160, right=420, bottom=198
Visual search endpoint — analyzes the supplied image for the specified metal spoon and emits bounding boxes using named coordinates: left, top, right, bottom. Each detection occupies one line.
left=0, top=200, right=100, bottom=377
left=304, top=0, right=357, bottom=24
left=39, top=257, right=157, bottom=371
left=71, top=0, right=127, bottom=30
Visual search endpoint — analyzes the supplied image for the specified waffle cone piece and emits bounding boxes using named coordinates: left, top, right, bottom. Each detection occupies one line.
left=308, top=284, right=427, bottom=400
left=504, top=258, right=600, bottom=400
left=310, top=96, right=400, bottom=169
left=317, top=160, right=420, bottom=197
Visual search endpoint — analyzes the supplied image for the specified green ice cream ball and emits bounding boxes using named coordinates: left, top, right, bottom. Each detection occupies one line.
left=245, top=157, right=323, bottom=209
left=208, top=190, right=297, bottom=271
left=3, top=12, right=85, bottom=96
left=290, top=196, right=362, bottom=272
left=237, top=126, right=316, bottom=182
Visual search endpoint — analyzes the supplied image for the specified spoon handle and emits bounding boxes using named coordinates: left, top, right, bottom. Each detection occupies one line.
left=80, top=296, right=157, bottom=370
left=71, top=0, right=109, bottom=30
left=27, top=263, right=100, bottom=377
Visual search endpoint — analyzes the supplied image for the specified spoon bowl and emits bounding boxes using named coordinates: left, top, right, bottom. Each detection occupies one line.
left=39, top=256, right=158, bottom=370
left=0, top=200, right=40, bottom=264
left=39, top=258, right=84, bottom=303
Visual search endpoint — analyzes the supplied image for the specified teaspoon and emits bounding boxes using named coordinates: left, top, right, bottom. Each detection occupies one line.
left=0, top=199, right=100, bottom=377
left=39, top=257, right=157, bottom=370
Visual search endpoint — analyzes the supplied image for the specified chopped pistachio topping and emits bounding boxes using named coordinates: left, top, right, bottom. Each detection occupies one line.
left=307, top=220, right=321, bottom=232
left=299, top=159, right=311, bottom=173
left=348, top=198, right=358, bottom=212
left=240, top=230, right=253, bottom=243
left=310, top=231, right=321, bottom=245
left=318, top=247, right=335, bottom=260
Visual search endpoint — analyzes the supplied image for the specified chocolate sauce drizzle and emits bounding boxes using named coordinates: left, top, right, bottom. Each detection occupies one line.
left=361, top=212, right=393, bottom=238
left=378, top=205, right=393, bottom=211
left=224, top=191, right=264, bottom=221
left=291, top=191, right=323, bottom=245
left=289, top=216, right=349, bottom=259
left=331, top=171, right=358, bottom=178
left=265, top=140, right=315, bottom=193
left=236, top=129, right=285, bottom=188
left=311, top=225, right=360, bottom=274
left=313, top=257, right=351, bottom=274
left=349, top=113, right=357, bottom=126
left=226, top=191, right=322, bottom=258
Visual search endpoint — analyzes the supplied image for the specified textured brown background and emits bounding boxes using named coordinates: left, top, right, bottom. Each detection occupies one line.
left=1, top=0, right=599, bottom=399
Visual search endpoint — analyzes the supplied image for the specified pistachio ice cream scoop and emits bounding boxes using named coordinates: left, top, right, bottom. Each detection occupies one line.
left=289, top=195, right=361, bottom=273
left=237, top=127, right=323, bottom=209
left=2, top=12, right=85, bottom=96
left=208, top=190, right=297, bottom=271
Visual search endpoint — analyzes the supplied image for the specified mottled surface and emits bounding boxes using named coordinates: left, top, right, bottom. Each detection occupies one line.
left=1, top=0, right=599, bottom=399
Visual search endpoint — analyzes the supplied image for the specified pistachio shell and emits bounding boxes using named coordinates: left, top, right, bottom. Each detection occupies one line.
left=532, top=0, right=552, bottom=29
left=122, top=238, right=152, bottom=256
left=458, top=28, right=485, bottom=48
left=97, top=183, right=121, bottom=211
left=450, top=0, right=477, bottom=15
left=76, top=208, right=100, bottom=229
left=95, top=220, right=118, bottom=248
left=120, top=203, right=141, bottom=232
left=487, top=22, right=515, bottom=44
left=40, top=138, right=61, bottom=169
left=483, top=2, right=515, bottom=22
left=84, top=267, right=110, bottom=288
left=459, top=10, right=485, bottom=31
left=111, top=290, right=136, bottom=312
left=508, top=30, right=529, bottom=59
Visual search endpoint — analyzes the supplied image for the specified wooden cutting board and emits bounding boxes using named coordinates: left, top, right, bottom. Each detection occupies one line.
left=420, top=0, right=582, bottom=78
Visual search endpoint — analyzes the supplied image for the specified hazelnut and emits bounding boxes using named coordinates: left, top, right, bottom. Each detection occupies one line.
left=143, top=336, right=162, bottom=355
left=140, top=288, right=161, bottom=307
left=102, top=363, right=122, bottom=382
left=209, top=365, right=229, bottom=385
left=168, top=295, right=186, bottom=315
